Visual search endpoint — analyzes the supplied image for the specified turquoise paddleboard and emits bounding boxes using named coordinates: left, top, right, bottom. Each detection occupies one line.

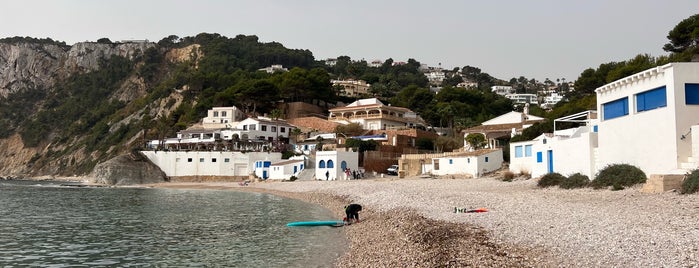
left=286, top=220, right=344, bottom=227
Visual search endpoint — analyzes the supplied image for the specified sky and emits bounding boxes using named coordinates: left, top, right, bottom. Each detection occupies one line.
left=2, top=0, right=697, bottom=82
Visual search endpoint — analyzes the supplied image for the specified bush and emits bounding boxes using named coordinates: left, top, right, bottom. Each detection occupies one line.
left=501, top=171, right=514, bottom=182
left=560, top=173, right=590, bottom=189
left=289, top=176, right=298, bottom=181
left=591, top=164, right=646, bottom=190
left=537, top=173, right=565, bottom=188
left=682, top=169, right=699, bottom=194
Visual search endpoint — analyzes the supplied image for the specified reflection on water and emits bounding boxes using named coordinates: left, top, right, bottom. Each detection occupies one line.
left=0, top=180, right=347, bottom=267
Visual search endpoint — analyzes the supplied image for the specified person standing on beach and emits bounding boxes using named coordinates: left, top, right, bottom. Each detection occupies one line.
left=325, top=170, right=329, bottom=180
left=344, top=204, right=362, bottom=224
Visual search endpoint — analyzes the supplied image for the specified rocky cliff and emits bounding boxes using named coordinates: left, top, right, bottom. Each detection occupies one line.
left=0, top=41, right=154, bottom=97
left=89, top=152, right=167, bottom=185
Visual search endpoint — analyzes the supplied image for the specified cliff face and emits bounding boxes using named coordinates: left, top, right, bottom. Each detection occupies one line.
left=0, top=41, right=154, bottom=97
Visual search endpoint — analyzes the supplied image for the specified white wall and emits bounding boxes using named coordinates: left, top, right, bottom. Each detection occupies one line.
left=269, top=161, right=304, bottom=180
left=315, top=151, right=359, bottom=180
left=596, top=63, right=699, bottom=176
left=431, top=150, right=502, bottom=177
left=510, top=129, right=597, bottom=179
left=141, top=151, right=281, bottom=177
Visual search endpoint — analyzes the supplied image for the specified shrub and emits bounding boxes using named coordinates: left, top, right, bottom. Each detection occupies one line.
left=519, top=171, right=532, bottom=180
left=560, top=173, right=590, bottom=189
left=682, top=169, right=699, bottom=194
left=591, top=164, right=647, bottom=190
left=289, top=176, right=298, bottom=181
left=501, top=171, right=514, bottom=182
left=537, top=173, right=565, bottom=188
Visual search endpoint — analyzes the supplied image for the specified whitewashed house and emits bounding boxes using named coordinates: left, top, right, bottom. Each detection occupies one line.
left=463, top=107, right=545, bottom=150
left=202, top=106, right=245, bottom=128
left=315, top=151, right=359, bottom=180
left=253, top=160, right=272, bottom=179
left=509, top=63, right=699, bottom=179
left=268, top=160, right=305, bottom=180
left=429, top=149, right=503, bottom=178
left=491, top=86, right=515, bottom=96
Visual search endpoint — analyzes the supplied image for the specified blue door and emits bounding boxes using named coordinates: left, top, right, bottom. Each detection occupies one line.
left=263, top=170, right=268, bottom=179
left=547, top=150, right=554, bottom=173
left=293, top=166, right=298, bottom=174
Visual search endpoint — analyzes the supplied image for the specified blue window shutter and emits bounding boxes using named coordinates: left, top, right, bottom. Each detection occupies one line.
left=636, top=86, right=667, bottom=112
left=593, top=125, right=598, bottom=132
left=328, top=160, right=334, bottom=168
left=603, top=97, right=629, bottom=120
left=686, top=83, right=699, bottom=104
left=319, top=160, right=325, bottom=168
left=536, top=152, right=543, bottom=163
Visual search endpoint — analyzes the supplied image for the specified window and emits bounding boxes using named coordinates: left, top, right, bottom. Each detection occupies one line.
left=636, top=86, right=667, bottom=112
left=249, top=124, right=256, bottom=130
left=199, top=158, right=205, bottom=162
left=536, top=152, right=543, bottom=163
left=188, top=158, right=193, bottom=162
left=686, top=83, right=699, bottom=104
left=212, top=158, right=217, bottom=163
left=281, top=127, right=286, bottom=133
left=602, top=97, right=629, bottom=120
left=213, top=111, right=219, bottom=117
left=449, top=159, right=453, bottom=164
left=319, top=160, right=326, bottom=168
left=176, top=158, right=181, bottom=162
left=525, top=145, right=532, bottom=157
left=224, top=158, right=230, bottom=163
left=434, top=159, right=440, bottom=170
left=222, top=111, right=227, bottom=117
left=485, top=157, right=489, bottom=162
left=263, top=161, right=271, bottom=167
left=243, top=125, right=248, bottom=130
left=515, top=146, right=523, bottom=158
left=261, top=125, right=267, bottom=131
left=327, top=160, right=334, bottom=168
left=467, top=158, right=470, bottom=164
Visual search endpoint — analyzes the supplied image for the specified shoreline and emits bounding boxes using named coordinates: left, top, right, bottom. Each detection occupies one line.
left=144, top=180, right=552, bottom=267
left=142, top=176, right=699, bottom=267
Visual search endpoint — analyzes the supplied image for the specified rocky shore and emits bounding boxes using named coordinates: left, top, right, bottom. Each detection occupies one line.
left=147, top=176, right=699, bottom=267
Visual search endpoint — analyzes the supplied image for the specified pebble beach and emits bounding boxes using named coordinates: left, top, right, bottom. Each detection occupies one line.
left=148, top=176, right=699, bottom=267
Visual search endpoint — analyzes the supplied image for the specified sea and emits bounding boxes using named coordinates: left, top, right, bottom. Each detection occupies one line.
left=0, top=180, right=348, bottom=267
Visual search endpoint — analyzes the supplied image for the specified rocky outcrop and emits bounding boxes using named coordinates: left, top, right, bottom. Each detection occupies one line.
left=89, top=152, right=167, bottom=185
left=0, top=41, right=155, bottom=97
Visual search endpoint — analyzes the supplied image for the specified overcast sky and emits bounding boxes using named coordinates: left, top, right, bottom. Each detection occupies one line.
left=2, top=0, right=697, bottom=82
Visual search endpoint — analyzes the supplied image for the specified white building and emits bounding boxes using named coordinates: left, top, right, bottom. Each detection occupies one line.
left=328, top=98, right=426, bottom=130
left=232, top=117, right=293, bottom=142
left=315, top=150, right=359, bottom=180
left=141, top=151, right=282, bottom=179
left=506, top=93, right=538, bottom=105
left=428, top=149, right=503, bottom=178
left=457, top=81, right=478, bottom=89
left=202, top=107, right=245, bottom=128
left=491, top=86, right=515, bottom=96
left=541, top=93, right=565, bottom=109
left=426, top=71, right=446, bottom=85
left=258, top=64, right=288, bottom=73
left=463, top=109, right=545, bottom=150
left=509, top=63, right=699, bottom=179
left=268, top=159, right=305, bottom=180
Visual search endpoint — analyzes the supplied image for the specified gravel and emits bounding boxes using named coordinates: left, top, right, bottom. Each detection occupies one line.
left=148, top=176, right=699, bottom=267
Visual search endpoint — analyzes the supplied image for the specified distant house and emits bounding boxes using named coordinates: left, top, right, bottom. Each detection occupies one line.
left=328, top=98, right=426, bottom=130
left=509, top=62, right=699, bottom=180
left=462, top=107, right=545, bottom=149
left=331, top=79, right=371, bottom=97
left=491, top=86, right=514, bottom=96
left=258, top=64, right=288, bottom=73
left=506, top=93, right=538, bottom=105
left=268, top=159, right=305, bottom=180
left=141, top=151, right=282, bottom=180
left=202, top=106, right=245, bottom=129
left=315, top=151, right=359, bottom=180
left=428, top=149, right=503, bottom=178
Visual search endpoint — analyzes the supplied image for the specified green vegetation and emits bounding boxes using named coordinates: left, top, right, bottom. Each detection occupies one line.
left=560, top=173, right=590, bottom=189
left=465, top=133, right=487, bottom=149
left=681, top=169, right=699, bottom=194
left=537, top=172, right=566, bottom=188
left=591, top=164, right=647, bottom=190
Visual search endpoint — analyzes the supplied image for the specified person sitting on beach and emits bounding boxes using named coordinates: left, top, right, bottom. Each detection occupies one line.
left=344, top=204, right=362, bottom=224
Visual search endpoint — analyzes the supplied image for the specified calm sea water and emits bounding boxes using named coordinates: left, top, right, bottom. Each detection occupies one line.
left=0, top=180, right=347, bottom=267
